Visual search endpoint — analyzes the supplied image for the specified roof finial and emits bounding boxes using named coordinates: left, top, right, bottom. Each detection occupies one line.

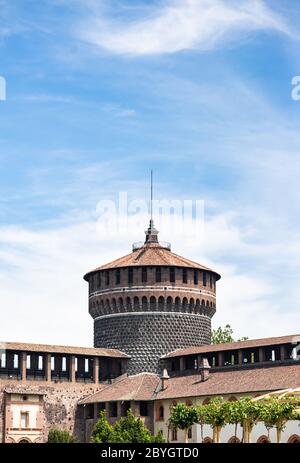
left=145, top=169, right=159, bottom=244
left=150, top=168, right=153, bottom=224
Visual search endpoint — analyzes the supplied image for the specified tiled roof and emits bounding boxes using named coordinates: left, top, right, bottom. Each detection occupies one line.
left=156, top=364, right=300, bottom=400
left=79, top=373, right=160, bottom=404
left=79, top=364, right=300, bottom=403
left=4, top=387, right=46, bottom=395
left=162, top=334, right=300, bottom=358
left=1, top=341, right=129, bottom=358
left=84, top=243, right=220, bottom=280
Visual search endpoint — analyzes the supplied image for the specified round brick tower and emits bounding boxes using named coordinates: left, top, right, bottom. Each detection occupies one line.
left=84, top=221, right=221, bottom=374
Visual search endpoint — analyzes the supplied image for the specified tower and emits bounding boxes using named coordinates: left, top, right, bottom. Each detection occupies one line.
left=84, top=221, right=221, bottom=374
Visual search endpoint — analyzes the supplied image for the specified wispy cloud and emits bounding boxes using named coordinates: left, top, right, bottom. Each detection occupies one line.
left=79, top=0, right=290, bottom=56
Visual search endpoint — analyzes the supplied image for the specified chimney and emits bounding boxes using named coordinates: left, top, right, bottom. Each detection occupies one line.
left=161, top=368, right=170, bottom=391
left=198, top=357, right=210, bottom=382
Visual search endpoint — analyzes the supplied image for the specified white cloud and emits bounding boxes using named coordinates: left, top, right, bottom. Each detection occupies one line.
left=79, top=0, right=290, bottom=56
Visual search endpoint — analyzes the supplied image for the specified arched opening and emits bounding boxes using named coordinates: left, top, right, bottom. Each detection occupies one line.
left=166, top=296, right=173, bottom=312
left=287, top=434, right=300, bottom=443
left=134, top=296, right=140, bottom=311
left=182, top=297, right=188, bottom=312
left=175, top=297, right=180, bottom=312
left=228, top=396, right=238, bottom=402
left=195, top=299, right=200, bottom=314
left=111, top=298, right=117, bottom=311
left=158, top=296, right=165, bottom=311
left=170, top=400, right=177, bottom=410
left=150, top=296, right=156, bottom=311
left=171, top=428, right=178, bottom=441
left=126, top=297, right=132, bottom=311
left=105, top=299, right=110, bottom=313
left=257, top=435, right=271, bottom=444
left=228, top=436, right=240, bottom=443
left=100, top=300, right=105, bottom=315
left=202, top=398, right=210, bottom=405
left=202, top=437, right=213, bottom=443
left=189, top=298, right=195, bottom=313
left=18, top=439, right=31, bottom=444
left=186, top=399, right=193, bottom=407
left=118, top=297, right=124, bottom=312
left=142, top=296, right=148, bottom=311
left=156, top=405, right=164, bottom=421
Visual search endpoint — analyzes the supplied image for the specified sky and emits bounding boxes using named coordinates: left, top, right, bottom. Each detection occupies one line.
left=0, top=0, right=300, bottom=346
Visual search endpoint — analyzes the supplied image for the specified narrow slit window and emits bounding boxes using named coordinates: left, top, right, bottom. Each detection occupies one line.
left=170, top=268, right=175, bottom=283
left=142, top=267, right=147, bottom=283
left=128, top=267, right=133, bottom=285
left=155, top=267, right=161, bottom=283
left=193, top=270, right=198, bottom=285
left=182, top=268, right=188, bottom=284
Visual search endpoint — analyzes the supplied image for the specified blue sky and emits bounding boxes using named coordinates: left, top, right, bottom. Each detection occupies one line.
left=0, top=0, right=300, bottom=346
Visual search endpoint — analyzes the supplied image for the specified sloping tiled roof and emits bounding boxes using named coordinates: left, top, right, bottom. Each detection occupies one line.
left=79, top=364, right=300, bottom=404
left=156, top=364, right=300, bottom=400
left=1, top=341, right=129, bottom=358
left=84, top=243, right=220, bottom=280
left=79, top=373, right=160, bottom=404
left=162, top=334, right=300, bottom=358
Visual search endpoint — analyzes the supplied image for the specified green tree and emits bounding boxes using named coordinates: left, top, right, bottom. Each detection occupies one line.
left=112, top=410, right=154, bottom=443
left=47, top=428, right=76, bottom=443
left=92, top=409, right=166, bottom=443
left=91, top=410, right=114, bottom=443
left=168, top=403, right=198, bottom=443
left=259, top=397, right=300, bottom=443
left=200, top=398, right=228, bottom=443
left=211, top=324, right=248, bottom=344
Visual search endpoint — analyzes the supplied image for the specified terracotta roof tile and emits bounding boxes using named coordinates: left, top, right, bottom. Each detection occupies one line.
left=1, top=341, right=129, bottom=358
left=79, top=373, right=160, bottom=404
left=162, top=334, right=300, bottom=358
left=79, top=363, right=300, bottom=404
left=84, top=243, right=220, bottom=280
left=157, top=364, right=300, bottom=400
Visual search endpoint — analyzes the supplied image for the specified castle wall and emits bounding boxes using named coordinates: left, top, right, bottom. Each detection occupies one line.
left=94, top=313, right=211, bottom=374
left=0, top=379, right=101, bottom=443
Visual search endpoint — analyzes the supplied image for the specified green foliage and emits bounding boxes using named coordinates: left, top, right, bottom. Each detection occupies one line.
left=92, top=409, right=166, bottom=443
left=111, top=409, right=153, bottom=443
left=91, top=410, right=114, bottom=443
left=153, top=429, right=165, bottom=443
left=201, top=397, right=228, bottom=428
left=211, top=324, right=248, bottom=344
left=47, top=428, right=76, bottom=443
left=259, top=398, right=300, bottom=432
left=168, top=403, right=198, bottom=431
left=168, top=395, right=300, bottom=443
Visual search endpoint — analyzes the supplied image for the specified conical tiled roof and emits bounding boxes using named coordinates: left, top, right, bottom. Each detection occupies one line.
left=84, top=242, right=220, bottom=280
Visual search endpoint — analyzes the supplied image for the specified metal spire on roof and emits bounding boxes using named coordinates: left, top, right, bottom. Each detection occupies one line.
left=145, top=169, right=158, bottom=244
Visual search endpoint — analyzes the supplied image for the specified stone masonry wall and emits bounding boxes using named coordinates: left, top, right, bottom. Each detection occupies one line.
left=0, top=379, right=102, bottom=443
left=94, top=312, right=211, bottom=374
